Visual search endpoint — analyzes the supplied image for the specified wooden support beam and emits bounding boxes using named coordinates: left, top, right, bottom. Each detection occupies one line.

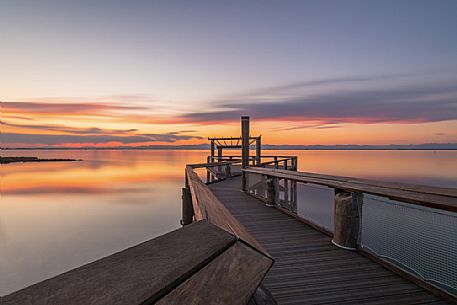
left=181, top=187, right=194, bottom=225
left=210, top=140, right=215, bottom=159
left=241, top=116, right=250, bottom=169
left=256, top=136, right=261, bottom=166
left=242, top=116, right=250, bottom=192
left=217, top=147, right=223, bottom=176
left=217, top=147, right=222, bottom=161
left=206, top=157, right=211, bottom=183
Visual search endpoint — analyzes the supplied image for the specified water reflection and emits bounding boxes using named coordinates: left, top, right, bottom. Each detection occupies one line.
left=0, top=149, right=456, bottom=295
left=0, top=150, right=206, bottom=295
left=293, top=150, right=457, bottom=188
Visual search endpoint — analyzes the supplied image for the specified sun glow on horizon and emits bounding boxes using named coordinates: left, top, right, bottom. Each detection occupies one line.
left=2, top=97, right=456, bottom=148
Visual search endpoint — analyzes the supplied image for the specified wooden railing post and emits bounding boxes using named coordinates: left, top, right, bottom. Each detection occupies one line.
left=274, top=157, right=278, bottom=169
left=241, top=116, right=250, bottom=191
left=332, top=189, right=363, bottom=250
left=284, top=179, right=289, bottom=207
left=266, top=176, right=276, bottom=207
left=210, top=140, right=215, bottom=159
left=217, top=147, right=223, bottom=177
left=206, top=156, right=211, bottom=183
left=291, top=181, right=297, bottom=213
left=225, top=164, right=232, bottom=179
left=181, top=186, right=194, bottom=225
left=256, top=136, right=261, bottom=166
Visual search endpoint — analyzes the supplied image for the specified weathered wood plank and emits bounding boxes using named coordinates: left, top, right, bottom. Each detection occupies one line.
left=186, top=166, right=268, bottom=255
left=157, top=242, right=273, bottom=305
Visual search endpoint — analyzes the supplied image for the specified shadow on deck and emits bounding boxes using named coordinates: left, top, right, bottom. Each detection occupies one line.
left=209, top=176, right=451, bottom=305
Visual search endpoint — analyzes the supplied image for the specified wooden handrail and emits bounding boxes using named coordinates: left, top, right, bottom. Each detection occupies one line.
left=243, top=167, right=457, bottom=213
left=207, top=155, right=296, bottom=160
left=185, top=166, right=269, bottom=256
left=260, top=158, right=294, bottom=166
left=189, top=160, right=240, bottom=169
left=3, top=221, right=273, bottom=305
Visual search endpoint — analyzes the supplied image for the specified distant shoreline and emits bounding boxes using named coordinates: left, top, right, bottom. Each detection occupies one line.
left=0, top=157, right=82, bottom=164
left=2, top=143, right=457, bottom=151
left=1, top=148, right=456, bottom=151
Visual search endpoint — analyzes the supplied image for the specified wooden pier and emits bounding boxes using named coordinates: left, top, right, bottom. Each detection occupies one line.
left=183, top=116, right=457, bottom=304
left=209, top=176, right=453, bottom=305
left=3, top=116, right=456, bottom=304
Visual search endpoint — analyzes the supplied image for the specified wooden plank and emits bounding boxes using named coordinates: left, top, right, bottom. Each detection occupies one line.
left=157, top=242, right=273, bottom=305
left=244, top=167, right=457, bottom=212
left=186, top=166, right=269, bottom=256
left=2, top=221, right=236, bottom=305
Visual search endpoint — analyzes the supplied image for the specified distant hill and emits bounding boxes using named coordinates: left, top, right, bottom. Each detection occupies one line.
left=2, top=143, right=457, bottom=150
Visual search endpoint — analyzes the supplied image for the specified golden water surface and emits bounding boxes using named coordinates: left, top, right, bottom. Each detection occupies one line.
left=1, top=149, right=456, bottom=294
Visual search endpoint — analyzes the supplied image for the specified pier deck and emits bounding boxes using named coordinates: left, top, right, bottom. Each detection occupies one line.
left=209, top=176, right=451, bottom=305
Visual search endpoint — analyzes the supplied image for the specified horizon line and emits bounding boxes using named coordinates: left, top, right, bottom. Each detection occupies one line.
left=2, top=143, right=457, bottom=151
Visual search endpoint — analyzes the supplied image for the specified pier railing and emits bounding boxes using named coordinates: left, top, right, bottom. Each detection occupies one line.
left=184, top=163, right=268, bottom=253
left=182, top=163, right=276, bottom=304
left=243, top=167, right=457, bottom=300
left=3, top=220, right=274, bottom=305
left=204, top=155, right=297, bottom=182
left=207, top=155, right=297, bottom=168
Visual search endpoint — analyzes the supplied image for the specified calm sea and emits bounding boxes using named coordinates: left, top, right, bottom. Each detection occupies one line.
left=1, top=149, right=456, bottom=294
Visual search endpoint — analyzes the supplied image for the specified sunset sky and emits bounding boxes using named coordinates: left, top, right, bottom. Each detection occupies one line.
left=1, top=0, right=457, bottom=148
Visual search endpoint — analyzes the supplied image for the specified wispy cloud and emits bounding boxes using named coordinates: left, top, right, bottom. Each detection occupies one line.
left=1, top=101, right=149, bottom=115
left=1, top=121, right=203, bottom=147
left=1, top=132, right=202, bottom=146
left=181, top=78, right=457, bottom=125
left=2, top=121, right=138, bottom=135
left=241, top=73, right=412, bottom=96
